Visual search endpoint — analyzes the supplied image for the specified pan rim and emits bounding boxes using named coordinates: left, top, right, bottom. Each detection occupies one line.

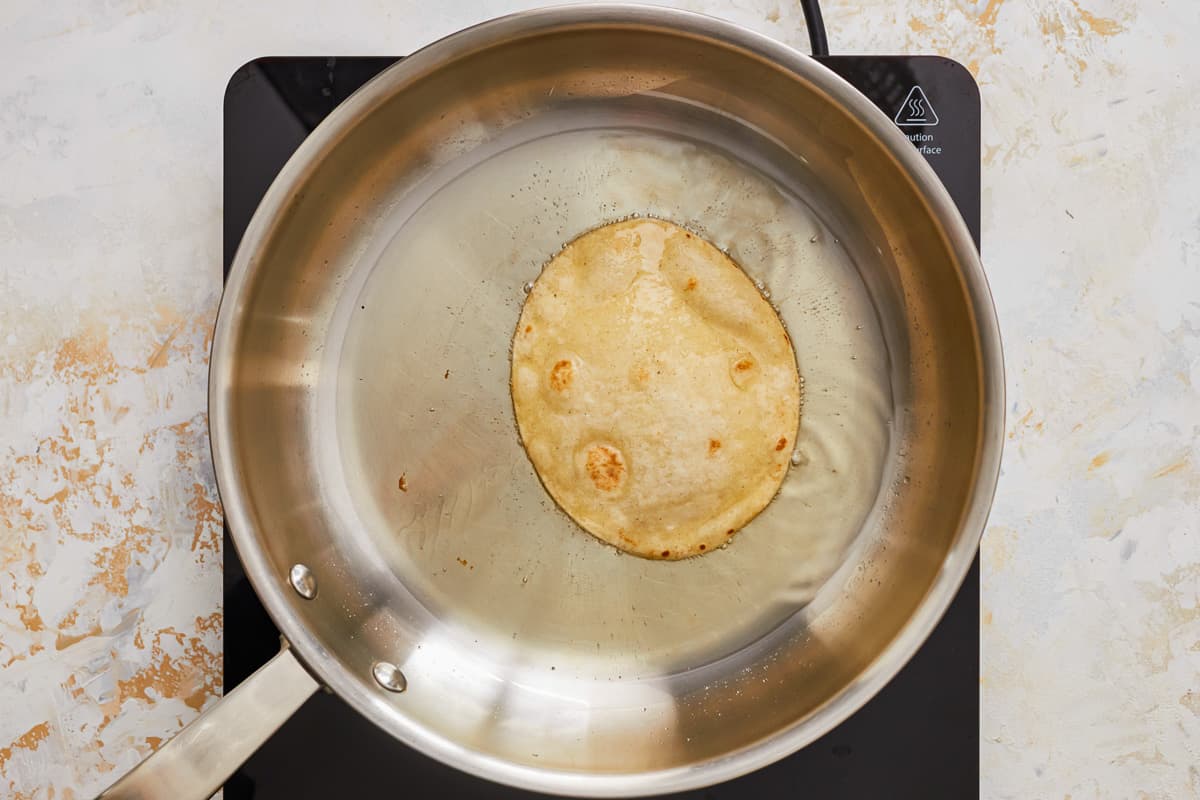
left=210, top=4, right=1005, bottom=796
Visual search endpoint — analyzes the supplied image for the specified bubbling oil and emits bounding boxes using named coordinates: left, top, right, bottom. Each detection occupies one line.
left=333, top=125, right=893, bottom=675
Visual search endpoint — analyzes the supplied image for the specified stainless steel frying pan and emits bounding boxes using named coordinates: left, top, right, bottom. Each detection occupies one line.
left=101, top=6, right=1003, bottom=798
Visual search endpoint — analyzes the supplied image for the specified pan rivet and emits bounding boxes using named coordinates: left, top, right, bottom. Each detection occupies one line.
left=288, top=564, right=318, bottom=600
left=372, top=661, right=408, bottom=693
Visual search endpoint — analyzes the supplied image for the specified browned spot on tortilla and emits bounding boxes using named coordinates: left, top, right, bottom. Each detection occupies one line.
left=685, top=277, right=697, bottom=290
left=146, top=736, right=164, bottom=752
left=698, top=544, right=706, bottom=551
left=443, top=369, right=450, bottom=380
left=661, top=550, right=670, bottom=557
left=398, top=474, right=408, bottom=492
left=982, top=609, right=994, bottom=625
left=0, top=722, right=51, bottom=771
left=1089, top=451, right=1111, bottom=470
left=586, top=445, right=625, bottom=492
left=734, top=358, right=754, bottom=372
left=775, top=437, right=788, bottom=451
left=708, top=439, right=721, bottom=455
left=549, top=359, right=574, bottom=391
left=524, top=325, right=532, bottom=333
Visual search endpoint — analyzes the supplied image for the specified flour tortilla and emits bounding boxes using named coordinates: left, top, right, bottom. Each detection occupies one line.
left=511, top=218, right=801, bottom=559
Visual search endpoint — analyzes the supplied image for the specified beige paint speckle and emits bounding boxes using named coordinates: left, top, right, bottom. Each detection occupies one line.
left=1152, top=460, right=1189, bottom=479
left=982, top=525, right=1016, bottom=571
left=0, top=723, right=51, bottom=773
left=1070, top=0, right=1125, bottom=37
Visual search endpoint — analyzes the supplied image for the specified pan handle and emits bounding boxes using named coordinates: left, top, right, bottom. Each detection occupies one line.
left=96, top=642, right=320, bottom=800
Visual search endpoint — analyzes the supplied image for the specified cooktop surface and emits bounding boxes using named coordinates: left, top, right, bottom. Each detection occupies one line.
left=222, top=54, right=981, bottom=799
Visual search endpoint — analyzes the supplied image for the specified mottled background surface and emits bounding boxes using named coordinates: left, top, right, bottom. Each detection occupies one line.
left=1, top=0, right=1197, bottom=797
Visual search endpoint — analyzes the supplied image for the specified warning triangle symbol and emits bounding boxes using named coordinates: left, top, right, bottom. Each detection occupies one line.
left=894, top=85, right=939, bottom=126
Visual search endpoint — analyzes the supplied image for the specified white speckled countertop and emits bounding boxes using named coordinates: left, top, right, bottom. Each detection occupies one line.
left=1, top=1, right=1197, bottom=797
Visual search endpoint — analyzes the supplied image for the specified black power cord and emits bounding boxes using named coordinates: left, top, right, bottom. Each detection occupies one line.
left=798, top=0, right=830, bottom=57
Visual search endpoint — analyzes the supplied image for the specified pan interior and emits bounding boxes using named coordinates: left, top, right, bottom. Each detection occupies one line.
left=328, top=112, right=892, bottom=674
left=217, top=14, right=995, bottom=789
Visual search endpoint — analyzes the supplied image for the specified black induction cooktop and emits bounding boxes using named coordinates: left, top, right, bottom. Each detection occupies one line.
left=223, top=55, right=981, bottom=799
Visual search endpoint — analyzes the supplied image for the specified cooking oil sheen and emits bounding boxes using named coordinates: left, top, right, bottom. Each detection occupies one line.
left=331, top=124, right=892, bottom=674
